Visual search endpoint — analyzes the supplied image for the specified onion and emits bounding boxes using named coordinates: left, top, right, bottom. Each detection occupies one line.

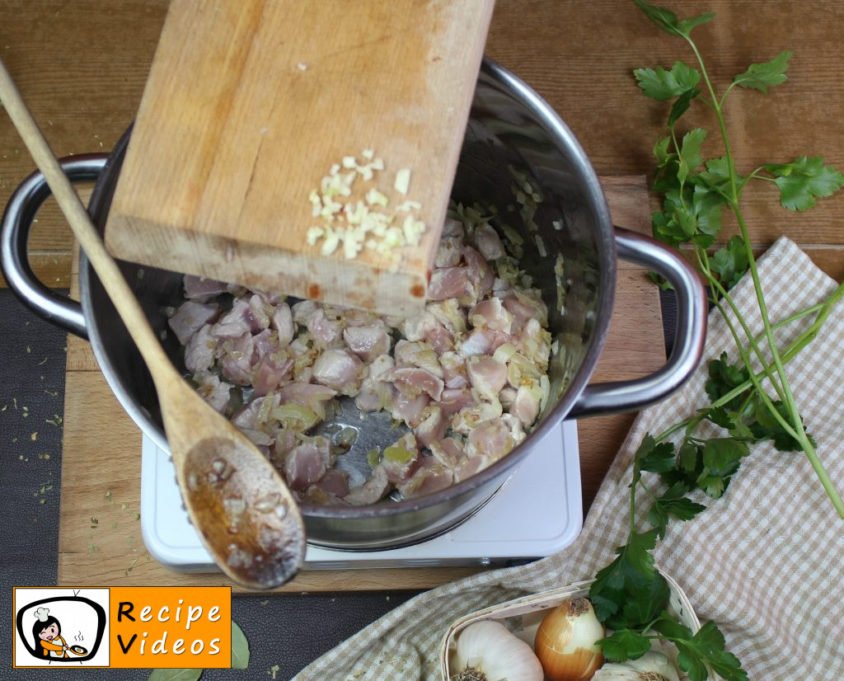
left=534, top=597, right=605, bottom=681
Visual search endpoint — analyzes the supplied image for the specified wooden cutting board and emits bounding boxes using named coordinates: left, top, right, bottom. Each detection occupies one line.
left=104, top=0, right=495, bottom=318
left=58, top=176, right=666, bottom=592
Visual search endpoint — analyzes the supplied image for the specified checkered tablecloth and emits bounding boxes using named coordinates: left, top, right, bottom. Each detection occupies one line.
left=295, top=238, right=844, bottom=681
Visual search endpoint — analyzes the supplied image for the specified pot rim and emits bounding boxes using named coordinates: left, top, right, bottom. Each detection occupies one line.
left=80, top=57, right=616, bottom=521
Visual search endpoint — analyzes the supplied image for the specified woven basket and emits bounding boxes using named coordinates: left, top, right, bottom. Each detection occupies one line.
left=440, top=570, right=721, bottom=680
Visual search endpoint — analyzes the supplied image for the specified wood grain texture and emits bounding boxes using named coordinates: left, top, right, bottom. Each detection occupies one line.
left=2, top=1, right=842, bottom=291
left=58, top=178, right=666, bottom=591
left=104, top=0, right=494, bottom=317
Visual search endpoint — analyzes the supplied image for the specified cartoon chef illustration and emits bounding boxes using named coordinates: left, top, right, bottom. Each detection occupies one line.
left=32, top=607, right=74, bottom=659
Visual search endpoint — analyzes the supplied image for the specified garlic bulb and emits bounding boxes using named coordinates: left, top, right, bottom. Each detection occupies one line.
left=592, top=651, right=680, bottom=681
left=451, top=620, right=544, bottom=681
left=533, top=597, right=604, bottom=680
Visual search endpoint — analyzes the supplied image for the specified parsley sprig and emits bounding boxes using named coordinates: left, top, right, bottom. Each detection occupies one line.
left=588, top=3, right=844, bottom=679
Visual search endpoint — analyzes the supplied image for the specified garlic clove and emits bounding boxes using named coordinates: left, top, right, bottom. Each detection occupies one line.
left=452, top=619, right=544, bottom=681
left=592, top=651, right=680, bottom=681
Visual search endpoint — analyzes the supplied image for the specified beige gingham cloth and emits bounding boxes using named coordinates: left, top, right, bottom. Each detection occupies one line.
left=295, top=237, right=844, bottom=681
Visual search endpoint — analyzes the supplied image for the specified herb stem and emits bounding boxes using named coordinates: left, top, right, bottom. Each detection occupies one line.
left=653, top=289, right=840, bottom=446
left=712, top=295, right=800, bottom=441
left=697, top=249, right=787, bottom=402
left=686, top=33, right=843, bottom=516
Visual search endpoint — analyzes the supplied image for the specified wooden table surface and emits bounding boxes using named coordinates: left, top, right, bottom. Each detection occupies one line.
left=1, top=1, right=842, bottom=590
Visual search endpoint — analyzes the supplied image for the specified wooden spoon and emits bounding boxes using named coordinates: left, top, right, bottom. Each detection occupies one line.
left=0, top=59, right=306, bottom=590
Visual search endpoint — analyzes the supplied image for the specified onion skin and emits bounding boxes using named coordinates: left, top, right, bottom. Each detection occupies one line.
left=534, top=598, right=605, bottom=681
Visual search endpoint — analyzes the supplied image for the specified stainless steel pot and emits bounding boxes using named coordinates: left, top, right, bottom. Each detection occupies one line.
left=2, top=60, right=706, bottom=550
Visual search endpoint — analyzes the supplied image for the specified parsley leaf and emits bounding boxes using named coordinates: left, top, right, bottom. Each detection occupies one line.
left=634, top=62, right=701, bottom=100
left=702, top=438, right=749, bottom=476
left=648, top=482, right=707, bottom=538
left=661, top=187, right=697, bottom=241
left=690, top=183, right=726, bottom=246
left=654, top=618, right=749, bottom=681
left=705, top=353, right=750, bottom=411
left=732, top=51, right=792, bottom=93
left=709, top=235, right=749, bottom=290
left=636, top=435, right=676, bottom=474
left=668, top=87, right=700, bottom=127
left=750, top=398, right=816, bottom=451
left=696, top=438, right=749, bottom=498
left=589, top=530, right=670, bottom=629
left=678, top=129, right=707, bottom=183
left=654, top=136, right=673, bottom=166
left=764, top=156, right=844, bottom=211
left=678, top=442, right=703, bottom=476
left=597, top=629, right=652, bottom=662
left=633, top=0, right=715, bottom=39
left=696, top=157, right=734, bottom=198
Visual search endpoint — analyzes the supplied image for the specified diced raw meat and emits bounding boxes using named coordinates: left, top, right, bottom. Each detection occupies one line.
left=307, top=308, right=343, bottom=347
left=183, top=275, right=228, bottom=301
left=435, top=235, right=463, bottom=268
left=315, top=468, right=350, bottom=498
left=452, top=401, right=503, bottom=435
left=232, top=394, right=280, bottom=431
left=218, top=333, right=254, bottom=385
left=277, top=382, right=337, bottom=418
left=414, top=405, right=448, bottom=447
left=284, top=436, right=331, bottom=491
left=512, top=385, right=542, bottom=426
left=440, top=352, right=468, bottom=389
left=427, top=299, right=466, bottom=336
left=459, top=328, right=494, bottom=357
left=368, top=354, right=394, bottom=381
left=344, top=465, right=391, bottom=506
left=393, top=340, right=443, bottom=377
left=355, top=377, right=394, bottom=412
left=429, top=437, right=465, bottom=469
left=442, top=216, right=464, bottom=238
left=469, top=297, right=513, bottom=333
left=241, top=428, right=274, bottom=447
left=168, top=301, right=219, bottom=346
left=467, top=356, right=508, bottom=401
left=474, top=222, right=506, bottom=261
left=427, top=266, right=475, bottom=303
left=312, top=349, right=363, bottom=394
left=174, top=198, right=555, bottom=508
left=184, top=324, right=218, bottom=374
left=502, top=289, right=548, bottom=328
left=454, top=453, right=493, bottom=483
left=194, top=372, right=232, bottom=413
left=466, top=419, right=514, bottom=460
left=392, top=367, right=444, bottom=402
left=211, top=299, right=253, bottom=339
left=439, top=388, right=475, bottom=417
left=381, top=433, right=421, bottom=484
left=398, top=458, right=454, bottom=499
left=343, top=324, right=390, bottom=362
left=462, top=246, right=494, bottom=299
left=251, top=353, right=293, bottom=396
left=247, top=294, right=272, bottom=331
left=391, top=391, right=430, bottom=427
left=271, top=302, right=295, bottom=346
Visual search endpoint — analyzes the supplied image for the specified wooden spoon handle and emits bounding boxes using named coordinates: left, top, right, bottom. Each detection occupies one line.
left=0, top=58, right=169, bottom=374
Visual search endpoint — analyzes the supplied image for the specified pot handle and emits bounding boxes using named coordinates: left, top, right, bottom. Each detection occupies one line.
left=0, top=154, right=109, bottom=340
left=569, top=226, right=707, bottom=417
